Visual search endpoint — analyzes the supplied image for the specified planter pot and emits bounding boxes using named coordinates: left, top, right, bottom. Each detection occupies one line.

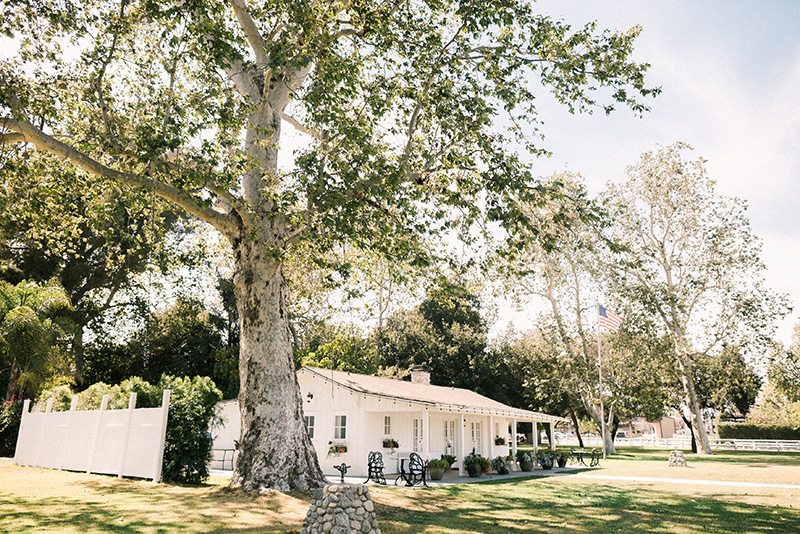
left=539, top=459, right=553, bottom=470
left=466, top=463, right=481, bottom=477
left=429, top=466, right=446, bottom=480
left=495, top=466, right=510, bottom=475
left=556, top=457, right=567, bottom=468
left=519, top=460, right=534, bottom=472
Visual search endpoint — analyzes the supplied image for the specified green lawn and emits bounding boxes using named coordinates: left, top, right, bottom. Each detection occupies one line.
left=2, top=449, right=799, bottom=533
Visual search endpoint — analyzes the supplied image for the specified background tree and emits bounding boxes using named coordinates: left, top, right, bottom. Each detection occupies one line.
left=0, top=280, right=72, bottom=400
left=605, top=142, right=790, bottom=454
left=83, top=297, right=233, bottom=389
left=0, top=150, right=187, bottom=388
left=379, top=278, right=489, bottom=390
left=494, top=172, right=628, bottom=452
left=1, top=0, right=656, bottom=490
left=294, top=324, right=378, bottom=375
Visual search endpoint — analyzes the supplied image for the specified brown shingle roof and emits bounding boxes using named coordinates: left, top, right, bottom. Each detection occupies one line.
left=300, top=366, right=567, bottom=423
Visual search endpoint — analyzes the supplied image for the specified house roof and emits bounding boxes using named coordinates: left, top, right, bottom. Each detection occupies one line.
left=299, top=366, right=568, bottom=423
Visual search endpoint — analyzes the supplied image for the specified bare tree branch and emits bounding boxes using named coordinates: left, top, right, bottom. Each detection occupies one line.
left=282, top=112, right=322, bottom=140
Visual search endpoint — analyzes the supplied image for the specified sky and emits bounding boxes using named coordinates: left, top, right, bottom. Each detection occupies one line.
left=488, top=1, right=800, bottom=345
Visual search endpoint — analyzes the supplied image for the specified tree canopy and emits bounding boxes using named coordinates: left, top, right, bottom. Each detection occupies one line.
left=1, top=0, right=657, bottom=490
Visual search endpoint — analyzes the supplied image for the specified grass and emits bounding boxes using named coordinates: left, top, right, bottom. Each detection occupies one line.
left=2, top=449, right=800, bottom=533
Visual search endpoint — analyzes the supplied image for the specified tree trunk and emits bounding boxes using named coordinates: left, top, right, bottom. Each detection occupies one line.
left=72, top=324, right=85, bottom=388
left=5, top=361, right=20, bottom=401
left=579, top=392, right=616, bottom=454
left=682, top=413, right=697, bottom=453
left=569, top=407, right=585, bottom=448
left=676, top=355, right=712, bottom=454
left=228, top=236, right=325, bottom=491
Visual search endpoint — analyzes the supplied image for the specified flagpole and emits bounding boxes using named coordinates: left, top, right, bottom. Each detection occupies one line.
left=597, top=301, right=607, bottom=461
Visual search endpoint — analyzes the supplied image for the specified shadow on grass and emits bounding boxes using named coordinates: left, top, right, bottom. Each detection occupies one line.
left=0, top=476, right=313, bottom=534
left=375, top=477, right=800, bottom=534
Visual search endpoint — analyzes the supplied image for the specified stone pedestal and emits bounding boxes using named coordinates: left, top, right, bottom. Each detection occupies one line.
left=668, top=450, right=687, bottom=467
left=301, top=484, right=380, bottom=534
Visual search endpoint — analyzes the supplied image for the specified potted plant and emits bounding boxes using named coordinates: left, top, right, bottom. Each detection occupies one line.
left=555, top=449, right=571, bottom=468
left=428, top=458, right=449, bottom=480
left=479, top=456, right=491, bottom=475
left=442, top=454, right=457, bottom=469
left=494, top=436, right=506, bottom=446
left=463, top=449, right=482, bottom=477
left=382, top=438, right=399, bottom=450
left=516, top=451, right=534, bottom=472
left=491, top=455, right=510, bottom=475
left=327, top=442, right=347, bottom=456
left=537, top=448, right=555, bottom=470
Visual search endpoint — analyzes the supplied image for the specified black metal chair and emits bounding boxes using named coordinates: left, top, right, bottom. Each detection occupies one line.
left=590, top=448, right=601, bottom=467
left=364, top=451, right=386, bottom=485
left=395, top=451, right=427, bottom=487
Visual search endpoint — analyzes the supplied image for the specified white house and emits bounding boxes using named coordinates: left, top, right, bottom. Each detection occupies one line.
left=212, top=365, right=567, bottom=478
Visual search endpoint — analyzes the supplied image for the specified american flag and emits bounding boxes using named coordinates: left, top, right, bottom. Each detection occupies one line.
left=599, top=305, right=623, bottom=333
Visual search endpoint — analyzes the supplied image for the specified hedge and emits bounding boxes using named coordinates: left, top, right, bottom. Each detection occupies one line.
left=37, top=375, right=222, bottom=484
left=717, top=423, right=800, bottom=440
left=0, top=399, right=24, bottom=457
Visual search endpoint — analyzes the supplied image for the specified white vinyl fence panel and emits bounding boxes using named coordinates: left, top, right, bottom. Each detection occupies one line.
left=14, top=390, right=170, bottom=482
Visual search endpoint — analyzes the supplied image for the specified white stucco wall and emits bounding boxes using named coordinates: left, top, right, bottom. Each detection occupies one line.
left=210, top=370, right=527, bottom=478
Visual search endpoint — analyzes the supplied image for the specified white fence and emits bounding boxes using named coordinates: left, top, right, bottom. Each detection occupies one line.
left=557, top=436, right=800, bottom=452
left=14, top=390, right=170, bottom=482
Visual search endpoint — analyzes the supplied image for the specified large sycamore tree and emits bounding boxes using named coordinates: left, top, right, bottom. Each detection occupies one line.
left=1, top=0, right=656, bottom=489
left=605, top=143, right=789, bottom=454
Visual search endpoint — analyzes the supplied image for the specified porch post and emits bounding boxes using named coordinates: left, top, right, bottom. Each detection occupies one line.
left=488, top=414, right=495, bottom=459
left=512, top=418, right=518, bottom=466
left=422, top=408, right=430, bottom=460
left=549, top=421, right=555, bottom=448
left=533, top=421, right=538, bottom=458
left=458, top=412, right=466, bottom=476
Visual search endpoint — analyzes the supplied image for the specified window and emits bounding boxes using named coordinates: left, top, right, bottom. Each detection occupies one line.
left=304, top=415, right=315, bottom=439
left=384, top=416, right=391, bottom=435
left=334, top=415, right=347, bottom=440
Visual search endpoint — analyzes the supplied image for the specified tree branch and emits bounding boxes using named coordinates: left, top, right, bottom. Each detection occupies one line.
left=228, top=0, right=268, bottom=69
left=282, top=112, right=322, bottom=140
left=5, top=104, right=239, bottom=237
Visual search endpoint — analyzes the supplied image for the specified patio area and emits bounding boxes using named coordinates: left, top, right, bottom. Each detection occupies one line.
left=209, top=465, right=590, bottom=487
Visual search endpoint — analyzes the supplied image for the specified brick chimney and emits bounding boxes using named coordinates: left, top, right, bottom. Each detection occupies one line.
left=411, top=364, right=430, bottom=385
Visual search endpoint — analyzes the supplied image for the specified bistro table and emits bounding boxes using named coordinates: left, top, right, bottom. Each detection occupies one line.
left=571, top=449, right=591, bottom=467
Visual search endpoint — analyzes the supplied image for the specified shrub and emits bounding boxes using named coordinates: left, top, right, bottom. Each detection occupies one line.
left=442, top=454, right=456, bottom=467
left=478, top=456, right=491, bottom=475
left=428, top=459, right=449, bottom=469
left=491, top=455, right=510, bottom=474
left=36, top=374, right=221, bottom=484
left=0, top=399, right=24, bottom=457
left=36, top=385, right=73, bottom=411
left=158, top=375, right=222, bottom=485
left=717, top=423, right=800, bottom=440
left=463, top=449, right=481, bottom=467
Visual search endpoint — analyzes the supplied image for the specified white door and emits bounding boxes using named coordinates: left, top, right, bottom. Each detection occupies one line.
left=443, top=420, right=455, bottom=455
left=471, top=421, right=482, bottom=455
left=413, top=418, right=423, bottom=452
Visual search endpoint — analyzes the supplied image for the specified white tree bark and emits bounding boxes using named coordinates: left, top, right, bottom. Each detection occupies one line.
left=229, top=234, right=324, bottom=490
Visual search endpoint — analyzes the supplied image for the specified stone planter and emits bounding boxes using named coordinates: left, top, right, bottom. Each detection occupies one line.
left=538, top=458, right=553, bottom=470
left=429, top=466, right=446, bottom=480
left=519, top=459, right=534, bottom=472
left=466, top=463, right=481, bottom=477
